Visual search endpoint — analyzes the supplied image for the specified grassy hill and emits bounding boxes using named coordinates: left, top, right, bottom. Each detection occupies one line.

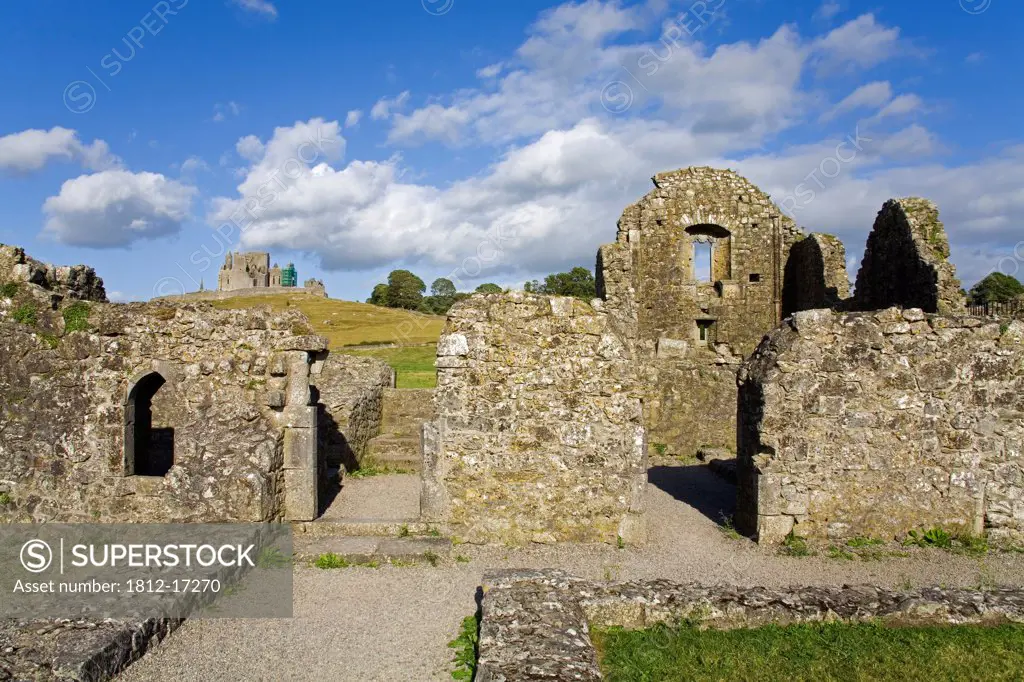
left=208, top=294, right=444, bottom=387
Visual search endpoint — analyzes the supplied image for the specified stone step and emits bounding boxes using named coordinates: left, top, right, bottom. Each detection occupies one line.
left=294, top=536, right=452, bottom=566
left=293, top=518, right=446, bottom=538
left=365, top=435, right=421, bottom=470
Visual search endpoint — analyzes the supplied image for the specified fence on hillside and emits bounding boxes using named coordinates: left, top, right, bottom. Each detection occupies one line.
left=966, top=299, right=1024, bottom=318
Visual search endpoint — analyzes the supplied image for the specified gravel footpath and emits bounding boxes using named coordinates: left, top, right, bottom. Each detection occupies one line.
left=117, top=468, right=1024, bottom=681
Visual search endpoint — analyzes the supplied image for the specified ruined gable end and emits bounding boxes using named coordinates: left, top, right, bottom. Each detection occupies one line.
left=853, top=198, right=965, bottom=314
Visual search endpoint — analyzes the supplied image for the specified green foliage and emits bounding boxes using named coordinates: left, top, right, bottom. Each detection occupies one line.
left=781, top=531, right=812, bottom=557
left=717, top=514, right=743, bottom=541
left=345, top=345, right=437, bottom=388
left=616, top=535, right=626, bottom=550
left=0, top=493, right=11, bottom=506
left=905, top=527, right=953, bottom=549
left=367, top=283, right=390, bottom=306
left=969, top=272, right=1024, bottom=305
left=448, top=614, right=480, bottom=680
left=386, top=270, right=427, bottom=310
left=593, top=622, right=1024, bottom=681
left=455, top=554, right=471, bottom=563
left=826, top=546, right=855, bottom=560
left=13, top=304, right=37, bottom=326
left=524, top=266, right=596, bottom=300
left=39, top=334, right=60, bottom=349
left=62, top=301, right=91, bottom=333
left=313, top=553, right=350, bottom=569
left=256, top=547, right=293, bottom=568
left=398, top=524, right=411, bottom=538
left=431, top=277, right=457, bottom=300
left=474, top=283, right=503, bottom=294
left=347, top=462, right=413, bottom=479
left=422, top=550, right=440, bottom=567
left=651, top=442, right=668, bottom=456
left=0, top=282, right=18, bottom=298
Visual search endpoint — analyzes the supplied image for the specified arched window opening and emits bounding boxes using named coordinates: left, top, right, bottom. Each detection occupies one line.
left=685, top=224, right=732, bottom=281
left=124, top=372, right=174, bottom=477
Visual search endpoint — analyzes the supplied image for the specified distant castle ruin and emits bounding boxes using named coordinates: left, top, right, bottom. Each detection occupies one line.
left=217, top=251, right=326, bottom=297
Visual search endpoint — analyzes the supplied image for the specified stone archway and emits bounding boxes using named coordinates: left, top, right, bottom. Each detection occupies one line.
left=124, top=371, right=174, bottom=477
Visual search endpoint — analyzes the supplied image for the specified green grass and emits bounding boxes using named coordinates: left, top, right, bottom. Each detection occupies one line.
left=0, top=282, right=17, bottom=298
left=717, top=514, right=743, bottom=541
left=12, top=303, right=37, bottom=326
left=781, top=531, right=812, bottom=557
left=347, top=461, right=414, bottom=479
left=313, top=552, right=350, bottom=569
left=206, top=294, right=443, bottom=387
left=62, top=301, right=91, bottom=333
left=0, top=492, right=11, bottom=506
left=448, top=614, right=480, bottom=680
left=345, top=344, right=437, bottom=388
left=593, top=622, right=1024, bottom=682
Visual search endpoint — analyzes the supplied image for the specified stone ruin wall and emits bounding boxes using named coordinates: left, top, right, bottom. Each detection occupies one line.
left=315, top=354, right=395, bottom=474
left=0, top=282, right=326, bottom=524
left=422, top=292, right=646, bottom=545
left=0, top=243, right=106, bottom=303
left=853, top=198, right=965, bottom=314
left=782, top=233, right=850, bottom=316
left=597, top=167, right=829, bottom=459
left=736, top=308, right=1024, bottom=545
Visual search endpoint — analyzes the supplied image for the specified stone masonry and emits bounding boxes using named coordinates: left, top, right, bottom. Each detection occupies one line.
left=596, top=167, right=838, bottom=458
left=0, top=269, right=325, bottom=523
left=853, top=198, right=965, bottom=314
left=736, top=308, right=1024, bottom=544
left=315, top=353, right=394, bottom=473
left=422, top=292, right=646, bottom=545
left=0, top=243, right=106, bottom=303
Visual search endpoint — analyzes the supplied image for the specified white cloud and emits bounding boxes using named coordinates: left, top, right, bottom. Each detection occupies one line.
left=812, top=14, right=906, bottom=73
left=875, top=93, right=923, bottom=119
left=814, top=1, right=842, bottom=22
left=178, top=155, right=210, bottom=178
left=966, top=51, right=985, bottom=65
left=0, top=127, right=119, bottom=173
left=345, top=110, right=363, bottom=128
left=235, top=135, right=265, bottom=162
left=213, top=101, right=241, bottom=122
left=370, top=91, right=411, bottom=121
left=476, top=63, right=504, bottom=79
left=821, top=81, right=892, bottom=121
left=232, top=0, right=277, bottom=19
left=43, top=170, right=197, bottom=248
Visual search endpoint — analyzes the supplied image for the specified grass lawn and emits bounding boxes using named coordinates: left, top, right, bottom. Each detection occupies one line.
left=345, top=345, right=437, bottom=388
left=209, top=294, right=444, bottom=387
left=593, top=622, right=1024, bottom=682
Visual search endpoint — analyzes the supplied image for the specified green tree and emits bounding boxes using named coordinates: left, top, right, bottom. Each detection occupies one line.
left=475, top=283, right=503, bottom=294
left=525, top=266, right=596, bottom=300
left=367, top=283, right=389, bottom=306
left=427, top=277, right=458, bottom=315
left=385, top=270, right=426, bottom=310
left=969, top=272, right=1024, bottom=305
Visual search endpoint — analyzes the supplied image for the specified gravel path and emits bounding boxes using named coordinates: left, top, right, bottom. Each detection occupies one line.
left=319, top=473, right=421, bottom=521
left=118, top=468, right=1024, bottom=681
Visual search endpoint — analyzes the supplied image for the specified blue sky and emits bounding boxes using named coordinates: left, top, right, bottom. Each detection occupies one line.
left=0, top=0, right=1021, bottom=302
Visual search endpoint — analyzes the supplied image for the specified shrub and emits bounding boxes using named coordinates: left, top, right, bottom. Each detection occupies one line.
left=0, top=282, right=18, bottom=298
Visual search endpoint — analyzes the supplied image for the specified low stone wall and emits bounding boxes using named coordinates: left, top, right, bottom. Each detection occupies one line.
left=0, top=290, right=325, bottom=523
left=154, top=286, right=327, bottom=302
left=314, top=353, right=394, bottom=471
left=477, top=570, right=1024, bottom=682
left=421, top=292, right=646, bottom=545
left=736, top=307, right=1024, bottom=544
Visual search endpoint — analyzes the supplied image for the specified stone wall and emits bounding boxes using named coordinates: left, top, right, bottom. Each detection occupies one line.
left=597, top=167, right=827, bottom=458
left=0, top=243, right=106, bottom=303
left=782, top=233, right=850, bottom=316
left=422, top=292, right=646, bottom=544
left=0, top=283, right=325, bottom=523
left=736, top=307, right=1024, bottom=544
left=854, top=199, right=965, bottom=314
left=314, top=353, right=394, bottom=472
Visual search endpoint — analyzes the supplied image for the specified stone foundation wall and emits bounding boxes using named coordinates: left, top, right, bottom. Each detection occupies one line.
left=0, top=291, right=325, bottom=523
left=736, top=308, right=1024, bottom=544
left=314, top=354, right=394, bottom=471
left=853, top=199, right=965, bottom=314
left=421, top=292, right=646, bottom=544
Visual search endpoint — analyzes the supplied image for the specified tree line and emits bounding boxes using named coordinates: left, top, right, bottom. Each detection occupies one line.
left=967, top=272, right=1024, bottom=306
left=366, top=266, right=597, bottom=315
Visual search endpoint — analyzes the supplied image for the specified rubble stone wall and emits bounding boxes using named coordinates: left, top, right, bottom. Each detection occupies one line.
left=0, top=295, right=325, bottom=524
left=314, top=354, right=394, bottom=472
left=0, top=243, right=106, bottom=303
left=736, top=307, right=1024, bottom=544
left=854, top=199, right=965, bottom=314
left=422, top=292, right=646, bottom=545
left=782, top=233, right=850, bottom=316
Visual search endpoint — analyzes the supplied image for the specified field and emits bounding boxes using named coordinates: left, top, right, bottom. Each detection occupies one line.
left=209, top=294, right=444, bottom=387
left=593, top=622, right=1024, bottom=682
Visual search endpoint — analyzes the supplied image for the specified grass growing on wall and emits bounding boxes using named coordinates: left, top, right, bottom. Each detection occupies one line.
left=593, top=622, right=1024, bottom=682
